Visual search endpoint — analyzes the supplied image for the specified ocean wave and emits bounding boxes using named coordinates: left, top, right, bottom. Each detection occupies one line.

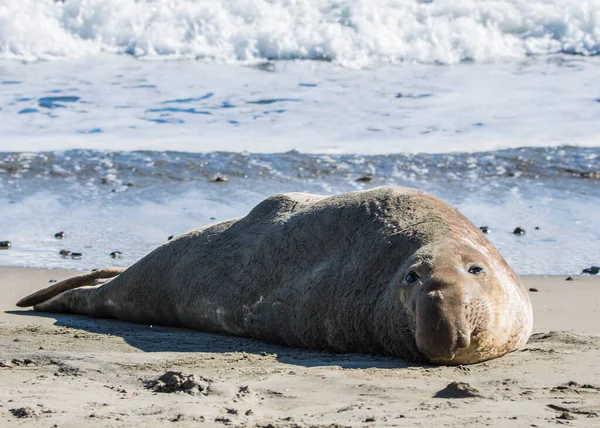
left=1, top=147, right=598, bottom=189
left=1, top=0, right=599, bottom=66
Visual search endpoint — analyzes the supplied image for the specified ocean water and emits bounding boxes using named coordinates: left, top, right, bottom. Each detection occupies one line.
left=0, top=0, right=599, bottom=275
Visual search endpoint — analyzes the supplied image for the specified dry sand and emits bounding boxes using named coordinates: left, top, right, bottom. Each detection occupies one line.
left=1, top=267, right=599, bottom=427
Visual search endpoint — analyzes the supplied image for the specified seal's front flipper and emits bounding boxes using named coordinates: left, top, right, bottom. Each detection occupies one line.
left=16, top=267, right=126, bottom=308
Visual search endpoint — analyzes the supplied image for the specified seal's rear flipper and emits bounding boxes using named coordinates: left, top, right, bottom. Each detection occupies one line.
left=16, top=267, right=126, bottom=308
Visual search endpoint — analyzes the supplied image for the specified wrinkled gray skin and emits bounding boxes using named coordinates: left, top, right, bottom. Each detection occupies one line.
left=21, top=186, right=533, bottom=364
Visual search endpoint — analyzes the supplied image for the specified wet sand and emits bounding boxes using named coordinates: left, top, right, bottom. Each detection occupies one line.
left=1, top=267, right=599, bottom=427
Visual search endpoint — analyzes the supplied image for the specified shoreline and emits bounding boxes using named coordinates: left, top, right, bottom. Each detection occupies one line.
left=1, top=267, right=599, bottom=426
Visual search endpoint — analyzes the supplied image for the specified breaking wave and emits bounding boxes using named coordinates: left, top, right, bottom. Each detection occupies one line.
left=2, top=0, right=600, bottom=67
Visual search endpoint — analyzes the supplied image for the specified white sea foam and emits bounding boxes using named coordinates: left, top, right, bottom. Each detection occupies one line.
left=1, top=0, right=600, bottom=66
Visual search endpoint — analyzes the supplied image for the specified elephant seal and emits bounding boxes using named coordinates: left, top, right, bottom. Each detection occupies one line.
left=17, top=186, right=533, bottom=364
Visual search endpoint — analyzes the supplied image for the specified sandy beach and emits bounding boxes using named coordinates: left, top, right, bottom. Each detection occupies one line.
left=0, top=267, right=598, bottom=427
left=2, top=1, right=600, bottom=427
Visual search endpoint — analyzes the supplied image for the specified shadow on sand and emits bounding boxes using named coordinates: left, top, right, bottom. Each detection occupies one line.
left=6, top=309, right=420, bottom=370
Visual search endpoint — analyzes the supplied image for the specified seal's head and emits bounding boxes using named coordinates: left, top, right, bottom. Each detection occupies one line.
left=400, top=241, right=533, bottom=365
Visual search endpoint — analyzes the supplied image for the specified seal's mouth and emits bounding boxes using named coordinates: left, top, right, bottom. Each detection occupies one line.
left=425, top=345, right=473, bottom=365
left=422, top=325, right=502, bottom=365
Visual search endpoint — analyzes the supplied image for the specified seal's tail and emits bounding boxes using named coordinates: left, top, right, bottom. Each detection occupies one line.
left=16, top=267, right=126, bottom=308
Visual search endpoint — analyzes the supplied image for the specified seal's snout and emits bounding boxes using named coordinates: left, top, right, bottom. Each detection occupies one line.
left=415, top=283, right=473, bottom=363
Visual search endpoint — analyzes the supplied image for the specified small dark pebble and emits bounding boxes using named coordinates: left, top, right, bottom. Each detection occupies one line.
left=71, top=252, right=83, bottom=259
left=54, top=231, right=66, bottom=239
left=210, top=217, right=216, bottom=220
left=529, top=288, right=538, bottom=292
left=245, top=410, right=253, bottom=416
left=59, top=249, right=71, bottom=256
left=0, top=240, right=11, bottom=249
left=582, top=266, right=600, bottom=275
left=167, top=235, right=174, bottom=241
left=126, top=182, right=135, bottom=187
left=110, top=251, right=122, bottom=259
left=356, top=175, right=373, bottom=183
left=48, top=279, right=57, bottom=283
left=479, top=226, right=491, bottom=234
left=9, top=407, right=36, bottom=418
left=565, top=276, right=574, bottom=281
left=534, top=226, right=540, bottom=230
left=513, top=227, right=526, bottom=235
left=211, top=175, right=228, bottom=183
left=365, top=416, right=377, bottom=422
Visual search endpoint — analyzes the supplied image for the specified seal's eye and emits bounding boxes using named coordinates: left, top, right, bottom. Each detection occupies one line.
left=404, top=272, right=418, bottom=284
left=468, top=265, right=484, bottom=275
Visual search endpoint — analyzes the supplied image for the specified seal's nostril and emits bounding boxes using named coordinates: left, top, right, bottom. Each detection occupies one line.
left=456, top=329, right=471, bottom=350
